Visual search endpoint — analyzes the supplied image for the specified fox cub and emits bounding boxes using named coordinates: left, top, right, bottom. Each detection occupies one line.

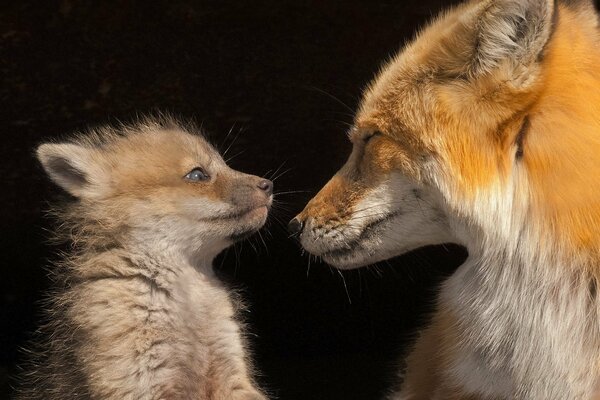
left=291, top=0, right=600, bottom=398
left=19, top=117, right=271, bottom=399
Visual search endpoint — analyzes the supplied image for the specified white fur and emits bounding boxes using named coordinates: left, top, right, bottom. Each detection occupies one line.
left=22, top=119, right=269, bottom=400
left=299, top=174, right=454, bottom=270
left=380, top=161, right=600, bottom=399
left=300, top=154, right=600, bottom=398
left=298, top=0, right=600, bottom=397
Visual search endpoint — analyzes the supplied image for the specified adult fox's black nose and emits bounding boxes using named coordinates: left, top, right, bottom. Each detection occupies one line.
left=257, top=179, right=273, bottom=195
left=288, top=217, right=304, bottom=235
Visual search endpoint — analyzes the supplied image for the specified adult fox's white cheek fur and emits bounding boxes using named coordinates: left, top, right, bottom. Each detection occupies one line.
left=298, top=174, right=453, bottom=269
left=17, top=116, right=271, bottom=400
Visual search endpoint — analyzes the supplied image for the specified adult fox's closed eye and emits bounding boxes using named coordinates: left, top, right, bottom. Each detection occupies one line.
left=17, top=116, right=271, bottom=400
left=293, top=0, right=600, bottom=398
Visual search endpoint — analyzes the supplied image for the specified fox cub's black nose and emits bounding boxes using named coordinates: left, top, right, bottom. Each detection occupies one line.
left=257, top=179, right=273, bottom=195
left=288, top=218, right=304, bottom=235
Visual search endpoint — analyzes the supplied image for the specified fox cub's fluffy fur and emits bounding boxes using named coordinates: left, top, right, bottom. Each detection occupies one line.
left=18, top=117, right=272, bottom=399
left=293, top=0, right=600, bottom=398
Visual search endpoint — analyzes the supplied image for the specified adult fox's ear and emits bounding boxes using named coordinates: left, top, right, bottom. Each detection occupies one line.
left=469, top=0, right=555, bottom=85
left=36, top=142, right=106, bottom=198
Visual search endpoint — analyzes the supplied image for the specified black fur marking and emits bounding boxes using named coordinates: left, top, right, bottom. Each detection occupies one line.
left=515, top=117, right=530, bottom=160
left=538, top=0, right=561, bottom=62
left=590, top=278, right=598, bottom=300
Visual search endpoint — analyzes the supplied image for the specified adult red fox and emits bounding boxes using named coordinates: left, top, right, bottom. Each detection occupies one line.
left=290, top=0, right=600, bottom=398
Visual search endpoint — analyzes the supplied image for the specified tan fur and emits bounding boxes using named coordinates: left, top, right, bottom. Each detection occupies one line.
left=294, top=0, right=600, bottom=398
left=19, top=116, right=271, bottom=399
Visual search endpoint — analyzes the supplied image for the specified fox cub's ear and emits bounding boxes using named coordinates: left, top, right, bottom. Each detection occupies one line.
left=36, top=143, right=104, bottom=198
left=470, top=0, right=555, bottom=82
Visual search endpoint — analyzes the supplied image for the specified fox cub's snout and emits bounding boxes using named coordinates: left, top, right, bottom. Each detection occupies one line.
left=36, top=117, right=273, bottom=257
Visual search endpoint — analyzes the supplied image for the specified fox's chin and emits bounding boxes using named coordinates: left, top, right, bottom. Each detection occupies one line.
left=322, top=251, right=370, bottom=270
left=321, top=242, right=389, bottom=270
left=228, top=206, right=269, bottom=242
left=312, top=212, right=400, bottom=269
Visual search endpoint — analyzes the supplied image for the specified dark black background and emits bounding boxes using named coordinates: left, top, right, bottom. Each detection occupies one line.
left=3, top=1, right=596, bottom=399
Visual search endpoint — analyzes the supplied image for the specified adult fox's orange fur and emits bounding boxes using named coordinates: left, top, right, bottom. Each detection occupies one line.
left=291, top=0, right=600, bottom=398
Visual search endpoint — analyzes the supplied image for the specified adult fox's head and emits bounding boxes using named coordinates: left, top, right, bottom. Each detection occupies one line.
left=291, top=0, right=600, bottom=269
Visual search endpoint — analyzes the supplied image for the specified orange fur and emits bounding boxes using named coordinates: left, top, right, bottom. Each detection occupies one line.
left=294, top=0, right=600, bottom=398
left=527, top=7, right=600, bottom=254
left=355, top=3, right=600, bottom=252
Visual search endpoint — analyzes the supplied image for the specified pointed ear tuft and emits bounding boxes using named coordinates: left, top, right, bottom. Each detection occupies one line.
left=37, top=143, right=94, bottom=198
left=471, top=0, right=555, bottom=78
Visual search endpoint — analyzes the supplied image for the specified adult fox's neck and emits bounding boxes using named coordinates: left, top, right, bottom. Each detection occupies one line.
left=459, top=6, right=600, bottom=271
left=443, top=232, right=600, bottom=397
left=447, top=6, right=600, bottom=328
left=525, top=5, right=600, bottom=263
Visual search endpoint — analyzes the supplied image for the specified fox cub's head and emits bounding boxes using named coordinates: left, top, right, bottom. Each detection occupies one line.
left=291, top=0, right=600, bottom=268
left=37, top=117, right=273, bottom=260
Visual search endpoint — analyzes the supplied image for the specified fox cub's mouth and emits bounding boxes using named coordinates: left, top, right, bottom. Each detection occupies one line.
left=222, top=204, right=270, bottom=221
left=228, top=203, right=271, bottom=241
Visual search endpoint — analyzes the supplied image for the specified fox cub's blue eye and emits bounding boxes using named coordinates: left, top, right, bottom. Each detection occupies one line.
left=184, top=167, right=210, bottom=182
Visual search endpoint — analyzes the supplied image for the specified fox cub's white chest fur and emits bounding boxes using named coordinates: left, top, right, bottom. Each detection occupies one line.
left=19, top=117, right=272, bottom=400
